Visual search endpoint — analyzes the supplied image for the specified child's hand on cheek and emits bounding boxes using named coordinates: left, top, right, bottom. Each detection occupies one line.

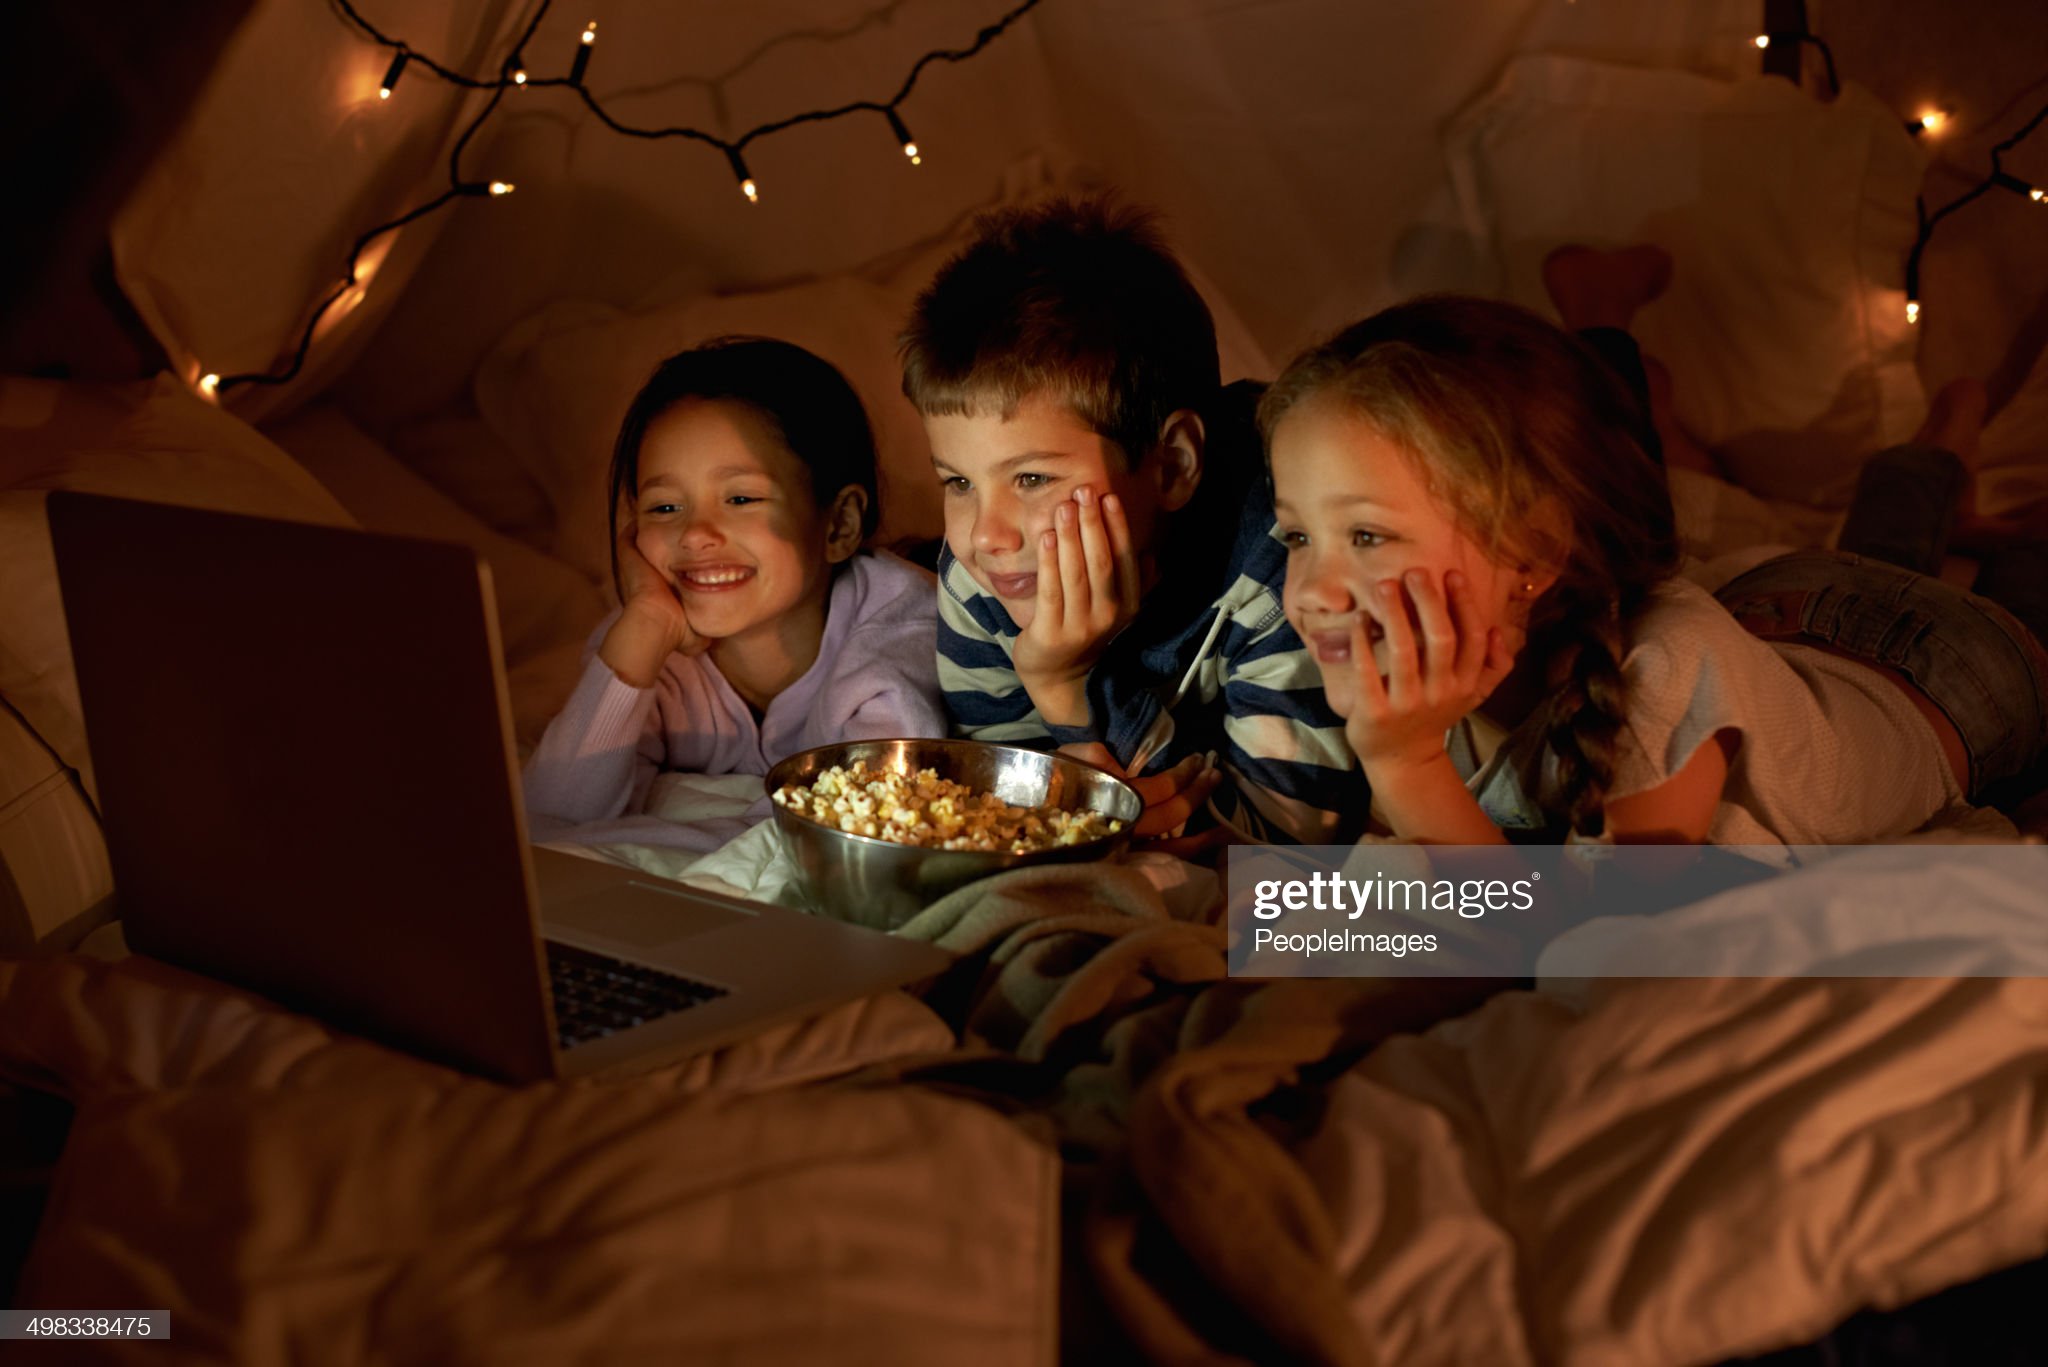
left=1013, top=486, right=1140, bottom=727
left=602, top=518, right=708, bottom=688
left=1338, top=569, right=1512, bottom=774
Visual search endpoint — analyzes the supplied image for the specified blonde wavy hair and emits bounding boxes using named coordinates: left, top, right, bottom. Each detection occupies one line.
left=1259, top=295, right=1680, bottom=836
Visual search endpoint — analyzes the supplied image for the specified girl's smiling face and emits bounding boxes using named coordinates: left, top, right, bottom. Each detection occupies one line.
left=1270, top=396, right=1540, bottom=716
left=632, top=399, right=841, bottom=644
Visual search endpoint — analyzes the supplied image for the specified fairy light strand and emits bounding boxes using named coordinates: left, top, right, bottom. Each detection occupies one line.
left=213, top=0, right=1043, bottom=393
left=1753, top=16, right=2045, bottom=330
left=1904, top=94, right=2048, bottom=325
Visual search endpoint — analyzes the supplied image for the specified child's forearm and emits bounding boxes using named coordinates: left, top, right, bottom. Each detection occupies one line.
left=599, top=606, right=677, bottom=689
left=1016, top=670, right=1090, bottom=730
left=1365, top=753, right=1508, bottom=845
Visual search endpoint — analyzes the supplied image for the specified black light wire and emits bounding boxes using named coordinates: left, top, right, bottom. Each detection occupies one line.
left=218, top=0, right=1044, bottom=393
left=1905, top=94, right=2048, bottom=317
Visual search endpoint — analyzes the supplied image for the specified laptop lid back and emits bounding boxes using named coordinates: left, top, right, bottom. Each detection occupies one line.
left=48, top=492, right=557, bottom=1082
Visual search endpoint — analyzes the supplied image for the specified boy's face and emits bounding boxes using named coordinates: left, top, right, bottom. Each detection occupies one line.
left=926, top=393, right=1166, bottom=630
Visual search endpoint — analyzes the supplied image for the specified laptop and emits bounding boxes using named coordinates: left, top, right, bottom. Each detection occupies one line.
left=47, top=491, right=953, bottom=1084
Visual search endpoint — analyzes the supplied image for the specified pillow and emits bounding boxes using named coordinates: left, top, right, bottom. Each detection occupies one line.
left=261, top=405, right=607, bottom=746
left=0, top=700, right=111, bottom=950
left=1974, top=340, right=2048, bottom=521
left=1442, top=57, right=1926, bottom=508
left=0, top=374, right=354, bottom=804
left=386, top=413, right=557, bottom=548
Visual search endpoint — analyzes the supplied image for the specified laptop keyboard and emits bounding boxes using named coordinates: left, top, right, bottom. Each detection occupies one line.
left=545, top=940, right=729, bottom=1049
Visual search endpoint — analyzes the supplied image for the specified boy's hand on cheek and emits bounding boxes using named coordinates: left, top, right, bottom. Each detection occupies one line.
left=1338, top=570, right=1511, bottom=774
left=602, top=518, right=708, bottom=688
left=1013, top=487, right=1140, bottom=727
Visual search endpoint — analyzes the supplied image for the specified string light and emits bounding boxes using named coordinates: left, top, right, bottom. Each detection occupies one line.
left=198, top=372, right=221, bottom=400
left=1754, top=20, right=1838, bottom=97
left=1903, top=94, right=2048, bottom=329
left=569, top=21, right=595, bottom=85
left=884, top=108, right=922, bottom=165
left=209, top=0, right=1048, bottom=393
left=725, top=147, right=759, bottom=202
left=379, top=51, right=408, bottom=100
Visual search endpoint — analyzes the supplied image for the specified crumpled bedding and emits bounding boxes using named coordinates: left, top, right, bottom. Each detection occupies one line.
left=10, top=849, right=2048, bottom=1365
left=1, top=953, right=1051, bottom=1366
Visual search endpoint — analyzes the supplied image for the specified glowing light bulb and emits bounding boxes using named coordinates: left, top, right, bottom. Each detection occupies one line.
left=884, top=109, right=922, bottom=168
left=571, top=22, right=596, bottom=82
left=198, top=372, right=221, bottom=399
left=1754, top=34, right=1770, bottom=49
left=380, top=51, right=408, bottom=99
left=2033, top=188, right=2045, bottom=203
left=726, top=148, right=758, bottom=202
left=1907, top=107, right=1954, bottom=136
left=513, top=67, right=528, bottom=85
left=489, top=180, right=515, bottom=196
left=1905, top=300, right=1921, bottom=325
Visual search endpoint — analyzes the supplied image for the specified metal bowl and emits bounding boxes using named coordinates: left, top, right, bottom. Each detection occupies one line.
left=763, top=738, right=1143, bottom=930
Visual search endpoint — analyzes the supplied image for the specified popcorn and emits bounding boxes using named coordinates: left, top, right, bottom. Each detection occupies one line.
left=773, top=760, right=1123, bottom=854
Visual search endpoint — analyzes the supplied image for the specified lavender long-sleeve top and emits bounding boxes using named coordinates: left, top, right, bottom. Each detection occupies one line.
left=522, top=551, right=944, bottom=841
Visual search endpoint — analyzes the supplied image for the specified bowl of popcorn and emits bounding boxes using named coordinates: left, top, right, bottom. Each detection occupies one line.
left=764, top=738, right=1143, bottom=930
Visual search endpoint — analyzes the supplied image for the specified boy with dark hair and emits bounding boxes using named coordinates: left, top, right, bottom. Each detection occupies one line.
left=900, top=196, right=1366, bottom=844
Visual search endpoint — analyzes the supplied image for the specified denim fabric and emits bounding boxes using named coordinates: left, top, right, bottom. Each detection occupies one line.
left=1715, top=549, right=2048, bottom=799
left=1838, top=444, right=1967, bottom=575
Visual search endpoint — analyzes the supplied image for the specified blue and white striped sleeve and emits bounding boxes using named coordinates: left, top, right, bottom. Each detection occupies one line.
left=1216, top=613, right=1369, bottom=843
left=935, top=555, right=1054, bottom=748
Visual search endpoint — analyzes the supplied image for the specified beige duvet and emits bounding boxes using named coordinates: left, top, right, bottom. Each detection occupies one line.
left=8, top=857, right=2048, bottom=1365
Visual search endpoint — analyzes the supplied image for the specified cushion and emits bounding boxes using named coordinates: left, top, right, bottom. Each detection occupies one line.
left=261, top=405, right=607, bottom=747
left=0, top=374, right=354, bottom=803
left=0, top=374, right=354, bottom=946
left=1442, top=56, right=1927, bottom=509
left=386, top=412, right=557, bottom=547
left=0, top=701, right=111, bottom=950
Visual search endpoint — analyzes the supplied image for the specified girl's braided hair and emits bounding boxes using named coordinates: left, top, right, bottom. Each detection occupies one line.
left=1258, top=295, right=1680, bottom=836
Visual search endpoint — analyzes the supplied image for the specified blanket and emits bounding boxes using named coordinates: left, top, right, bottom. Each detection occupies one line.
left=10, top=849, right=2048, bottom=1364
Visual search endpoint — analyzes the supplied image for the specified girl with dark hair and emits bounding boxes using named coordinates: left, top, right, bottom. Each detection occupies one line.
left=524, top=337, right=944, bottom=834
left=1259, top=294, right=2048, bottom=850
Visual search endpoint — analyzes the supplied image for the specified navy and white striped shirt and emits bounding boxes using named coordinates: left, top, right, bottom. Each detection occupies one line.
left=935, top=394, right=1368, bottom=843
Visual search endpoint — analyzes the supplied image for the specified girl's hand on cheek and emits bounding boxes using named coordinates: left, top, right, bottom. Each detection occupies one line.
left=616, top=521, right=707, bottom=657
left=1341, top=569, right=1511, bottom=772
left=602, top=518, right=708, bottom=688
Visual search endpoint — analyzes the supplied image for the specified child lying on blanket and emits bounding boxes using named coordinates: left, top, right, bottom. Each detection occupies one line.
left=523, top=337, right=945, bottom=836
left=901, top=195, right=1369, bottom=851
left=1258, top=283, right=2048, bottom=849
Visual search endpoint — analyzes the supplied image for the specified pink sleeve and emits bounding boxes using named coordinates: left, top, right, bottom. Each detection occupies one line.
left=520, top=654, right=665, bottom=823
